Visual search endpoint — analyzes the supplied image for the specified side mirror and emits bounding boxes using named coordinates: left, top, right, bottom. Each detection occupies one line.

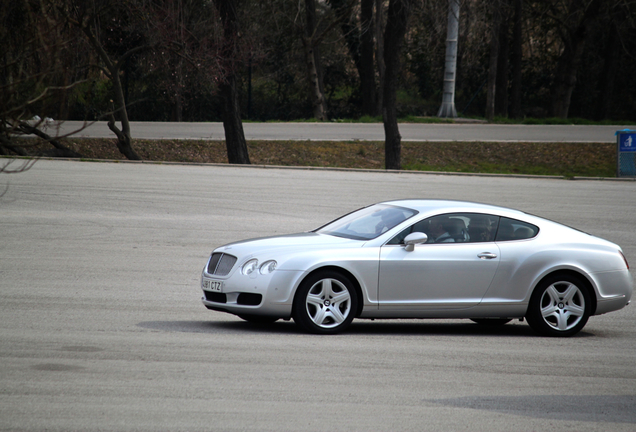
left=404, top=232, right=428, bottom=252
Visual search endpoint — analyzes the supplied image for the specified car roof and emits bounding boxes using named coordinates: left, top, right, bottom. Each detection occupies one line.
left=380, top=199, right=528, bottom=217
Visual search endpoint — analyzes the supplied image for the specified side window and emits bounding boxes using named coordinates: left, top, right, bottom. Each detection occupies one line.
left=495, top=217, right=539, bottom=241
left=387, top=213, right=499, bottom=244
left=464, top=214, right=499, bottom=242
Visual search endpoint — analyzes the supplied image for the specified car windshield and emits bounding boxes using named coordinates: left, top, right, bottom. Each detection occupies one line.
left=315, top=204, right=418, bottom=240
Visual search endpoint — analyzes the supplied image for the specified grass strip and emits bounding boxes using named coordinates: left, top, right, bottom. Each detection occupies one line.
left=25, top=138, right=617, bottom=178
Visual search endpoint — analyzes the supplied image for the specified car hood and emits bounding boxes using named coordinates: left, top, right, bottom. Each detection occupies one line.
left=214, top=232, right=364, bottom=259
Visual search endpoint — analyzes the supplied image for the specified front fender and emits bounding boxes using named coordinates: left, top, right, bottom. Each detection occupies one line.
left=277, top=246, right=381, bottom=305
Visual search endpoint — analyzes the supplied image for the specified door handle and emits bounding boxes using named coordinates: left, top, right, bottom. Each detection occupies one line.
left=477, top=252, right=497, bottom=260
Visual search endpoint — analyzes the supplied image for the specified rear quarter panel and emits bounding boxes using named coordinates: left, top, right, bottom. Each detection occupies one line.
left=484, top=224, right=630, bottom=308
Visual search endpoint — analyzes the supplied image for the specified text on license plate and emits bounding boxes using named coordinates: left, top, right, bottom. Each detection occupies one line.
left=202, top=280, right=223, bottom=292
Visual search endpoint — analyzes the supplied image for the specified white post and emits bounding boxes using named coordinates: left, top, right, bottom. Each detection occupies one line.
left=437, top=0, right=460, bottom=118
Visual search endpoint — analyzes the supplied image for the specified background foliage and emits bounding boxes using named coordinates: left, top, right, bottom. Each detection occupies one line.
left=3, top=0, right=636, bottom=124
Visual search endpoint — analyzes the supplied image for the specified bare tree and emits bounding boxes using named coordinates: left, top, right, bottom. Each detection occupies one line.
left=494, top=0, right=513, bottom=117
left=375, top=0, right=386, bottom=115
left=328, top=0, right=378, bottom=116
left=144, top=0, right=251, bottom=163
left=299, top=0, right=332, bottom=121
left=509, top=0, right=523, bottom=119
left=383, top=0, right=413, bottom=170
left=359, top=0, right=377, bottom=116
left=593, top=20, right=618, bottom=120
left=530, top=0, right=603, bottom=118
left=213, top=0, right=250, bottom=164
left=59, top=0, right=150, bottom=160
left=485, top=1, right=502, bottom=121
left=1, top=0, right=88, bottom=162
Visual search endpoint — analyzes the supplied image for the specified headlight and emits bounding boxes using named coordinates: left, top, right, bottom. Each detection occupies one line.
left=241, top=259, right=259, bottom=275
left=259, top=260, right=277, bottom=274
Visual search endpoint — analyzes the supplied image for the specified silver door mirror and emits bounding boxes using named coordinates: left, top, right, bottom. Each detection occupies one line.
left=404, top=232, right=428, bottom=252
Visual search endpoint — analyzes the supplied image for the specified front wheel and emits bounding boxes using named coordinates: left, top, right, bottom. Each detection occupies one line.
left=526, top=274, right=591, bottom=337
left=293, top=270, right=358, bottom=334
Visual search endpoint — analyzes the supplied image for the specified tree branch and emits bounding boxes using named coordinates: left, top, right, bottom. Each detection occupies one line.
left=16, top=122, right=83, bottom=158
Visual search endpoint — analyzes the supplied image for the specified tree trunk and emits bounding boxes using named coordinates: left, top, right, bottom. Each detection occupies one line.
left=304, top=0, right=328, bottom=121
left=551, top=40, right=585, bottom=119
left=109, top=70, right=141, bottom=160
left=437, top=0, right=460, bottom=118
left=81, top=27, right=141, bottom=160
left=172, top=60, right=184, bottom=122
left=360, top=0, right=377, bottom=116
left=509, top=0, right=523, bottom=119
left=551, top=0, right=602, bottom=119
left=302, top=38, right=328, bottom=121
left=495, top=3, right=511, bottom=117
left=219, top=75, right=250, bottom=164
left=102, top=60, right=141, bottom=160
left=595, top=23, right=619, bottom=121
left=375, top=0, right=386, bottom=115
left=214, top=0, right=250, bottom=164
left=485, top=4, right=501, bottom=121
left=383, top=0, right=412, bottom=170
left=328, top=0, right=377, bottom=116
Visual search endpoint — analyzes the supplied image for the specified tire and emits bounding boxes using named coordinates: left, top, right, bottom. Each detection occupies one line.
left=470, top=318, right=512, bottom=326
left=237, top=314, right=279, bottom=325
left=526, top=274, right=591, bottom=337
left=293, top=270, right=358, bottom=334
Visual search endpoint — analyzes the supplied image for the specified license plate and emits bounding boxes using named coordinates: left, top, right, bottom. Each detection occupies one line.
left=202, top=279, right=223, bottom=292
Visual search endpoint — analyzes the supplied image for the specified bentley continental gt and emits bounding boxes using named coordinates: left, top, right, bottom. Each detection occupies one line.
left=200, top=200, right=633, bottom=336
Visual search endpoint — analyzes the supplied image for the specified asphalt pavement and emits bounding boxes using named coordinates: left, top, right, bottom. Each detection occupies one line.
left=50, top=120, right=635, bottom=142
left=1, top=160, right=635, bottom=431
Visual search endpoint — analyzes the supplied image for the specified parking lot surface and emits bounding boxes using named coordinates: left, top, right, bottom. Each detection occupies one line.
left=1, top=160, right=634, bottom=431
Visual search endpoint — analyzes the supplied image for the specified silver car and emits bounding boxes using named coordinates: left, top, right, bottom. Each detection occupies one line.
left=200, top=200, right=633, bottom=336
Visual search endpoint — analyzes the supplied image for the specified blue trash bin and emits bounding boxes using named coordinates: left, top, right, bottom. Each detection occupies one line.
left=616, top=129, right=636, bottom=177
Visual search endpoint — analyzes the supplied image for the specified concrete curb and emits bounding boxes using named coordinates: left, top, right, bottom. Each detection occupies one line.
left=4, top=155, right=635, bottom=181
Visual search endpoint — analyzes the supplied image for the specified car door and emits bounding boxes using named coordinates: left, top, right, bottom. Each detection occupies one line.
left=378, top=213, right=501, bottom=313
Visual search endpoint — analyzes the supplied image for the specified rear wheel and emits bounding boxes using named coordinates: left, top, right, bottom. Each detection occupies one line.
left=526, top=274, right=591, bottom=337
left=293, top=270, right=358, bottom=334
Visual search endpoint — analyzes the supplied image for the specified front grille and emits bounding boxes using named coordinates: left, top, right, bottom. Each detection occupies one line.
left=207, top=253, right=237, bottom=276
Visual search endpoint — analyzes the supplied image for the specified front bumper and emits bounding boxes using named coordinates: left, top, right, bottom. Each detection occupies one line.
left=200, top=267, right=304, bottom=319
